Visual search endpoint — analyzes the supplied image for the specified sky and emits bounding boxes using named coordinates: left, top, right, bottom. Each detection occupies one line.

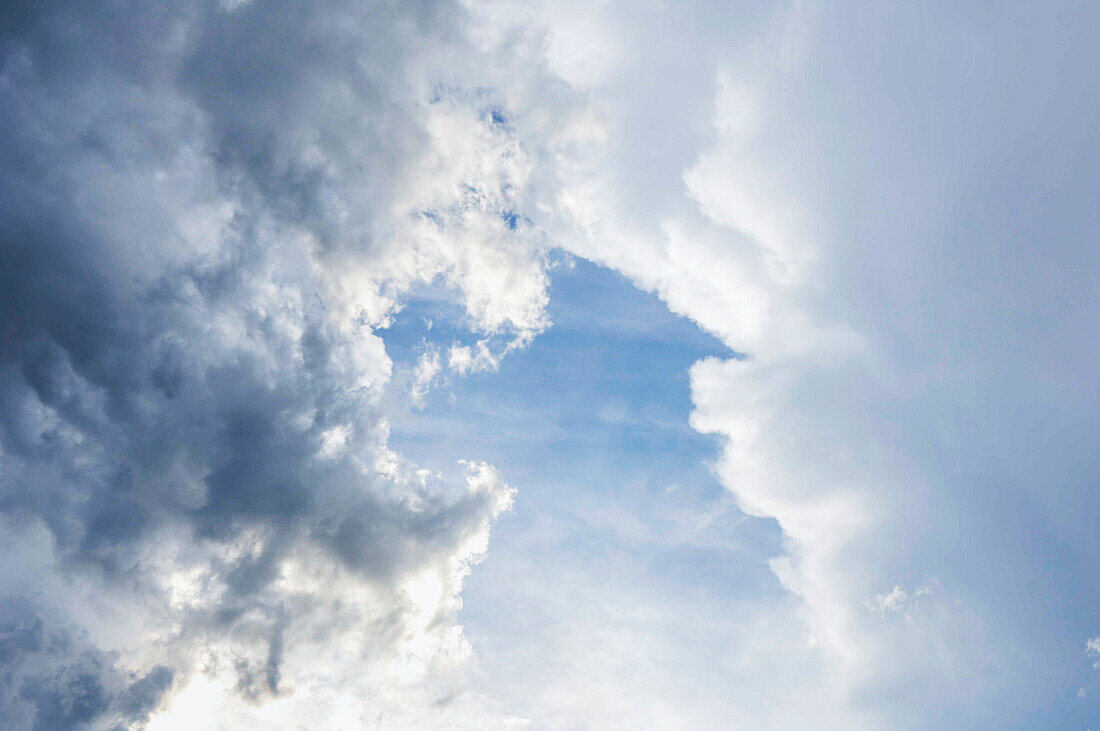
left=0, top=1, right=1097, bottom=729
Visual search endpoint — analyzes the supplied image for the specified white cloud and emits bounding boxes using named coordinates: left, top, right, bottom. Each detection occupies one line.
left=868, top=582, right=936, bottom=620
left=410, top=348, right=443, bottom=408
left=461, top=0, right=1099, bottom=726
left=1087, top=637, right=1100, bottom=668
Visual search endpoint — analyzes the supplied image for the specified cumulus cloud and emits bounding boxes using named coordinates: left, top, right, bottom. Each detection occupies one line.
left=464, top=0, right=1099, bottom=726
left=0, top=0, right=542, bottom=726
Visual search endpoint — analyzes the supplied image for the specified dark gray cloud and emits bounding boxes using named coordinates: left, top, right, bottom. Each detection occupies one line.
left=0, top=0, right=529, bottom=725
left=0, top=597, right=175, bottom=729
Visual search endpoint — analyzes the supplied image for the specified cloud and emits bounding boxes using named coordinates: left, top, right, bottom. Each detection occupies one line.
left=867, top=582, right=936, bottom=620
left=410, top=347, right=443, bottom=408
left=0, top=0, right=540, bottom=725
left=465, top=0, right=1100, bottom=726
left=1087, top=638, right=1100, bottom=668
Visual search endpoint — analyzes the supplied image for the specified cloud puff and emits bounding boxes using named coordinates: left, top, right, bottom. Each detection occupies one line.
left=1087, top=638, right=1100, bottom=668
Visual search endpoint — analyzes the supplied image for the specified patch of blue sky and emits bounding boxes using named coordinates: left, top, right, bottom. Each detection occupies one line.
left=378, top=257, right=787, bottom=703
left=379, top=257, right=747, bottom=525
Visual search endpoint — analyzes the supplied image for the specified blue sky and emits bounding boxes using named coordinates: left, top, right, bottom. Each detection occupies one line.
left=377, top=261, right=805, bottom=726
left=382, top=258, right=739, bottom=502
left=0, top=1, right=1097, bottom=728
left=380, top=261, right=787, bottom=719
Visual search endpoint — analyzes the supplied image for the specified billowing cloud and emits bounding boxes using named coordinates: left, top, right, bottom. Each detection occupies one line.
left=0, top=1, right=540, bottom=726
left=465, top=0, right=1099, bottom=727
